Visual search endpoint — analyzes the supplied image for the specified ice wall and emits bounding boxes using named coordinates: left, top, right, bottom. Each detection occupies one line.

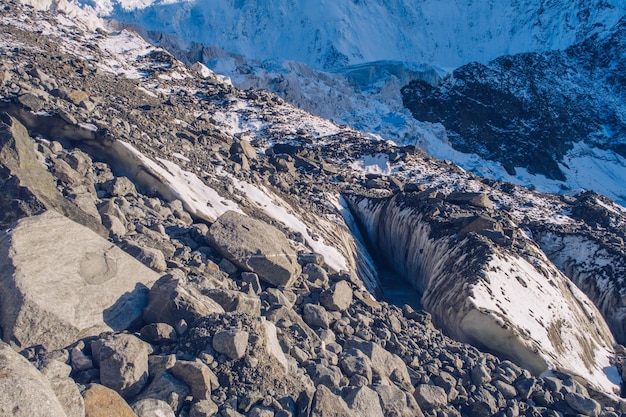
left=345, top=193, right=619, bottom=393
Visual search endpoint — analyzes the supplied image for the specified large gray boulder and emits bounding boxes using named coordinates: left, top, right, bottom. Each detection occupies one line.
left=142, top=272, right=225, bottom=327
left=92, top=334, right=150, bottom=399
left=0, top=211, right=161, bottom=350
left=206, top=210, right=300, bottom=287
left=0, top=342, right=67, bottom=417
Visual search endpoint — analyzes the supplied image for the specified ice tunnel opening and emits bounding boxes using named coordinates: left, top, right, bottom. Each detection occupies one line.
left=342, top=194, right=425, bottom=312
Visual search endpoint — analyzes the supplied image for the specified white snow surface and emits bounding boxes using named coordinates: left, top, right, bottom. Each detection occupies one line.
left=225, top=176, right=349, bottom=274
left=115, top=141, right=242, bottom=222
left=471, top=250, right=618, bottom=393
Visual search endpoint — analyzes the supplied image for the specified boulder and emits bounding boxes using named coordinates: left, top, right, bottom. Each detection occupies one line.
left=170, top=360, right=217, bottom=400
left=83, top=383, right=138, bottom=417
left=143, top=272, right=224, bottom=327
left=134, top=371, right=190, bottom=413
left=320, top=281, right=353, bottom=311
left=206, top=211, right=300, bottom=287
left=0, top=342, right=67, bottom=417
left=344, top=338, right=412, bottom=391
left=342, top=386, right=384, bottom=417
left=565, top=392, right=601, bottom=417
left=375, top=384, right=424, bottom=417
left=131, top=398, right=175, bottom=417
left=92, top=334, right=150, bottom=399
left=0, top=211, right=160, bottom=350
left=446, top=191, right=494, bottom=210
left=203, top=288, right=262, bottom=316
left=310, top=385, right=354, bottom=417
left=189, top=399, right=219, bottom=417
left=413, top=384, right=447, bottom=411
left=140, top=323, right=178, bottom=344
left=49, top=378, right=85, bottom=417
left=212, top=328, right=249, bottom=360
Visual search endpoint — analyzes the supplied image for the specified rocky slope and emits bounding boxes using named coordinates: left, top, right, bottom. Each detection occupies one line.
left=402, top=15, right=626, bottom=204
left=2, top=1, right=626, bottom=416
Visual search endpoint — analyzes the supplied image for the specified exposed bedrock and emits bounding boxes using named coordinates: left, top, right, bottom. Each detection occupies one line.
left=345, top=192, right=617, bottom=391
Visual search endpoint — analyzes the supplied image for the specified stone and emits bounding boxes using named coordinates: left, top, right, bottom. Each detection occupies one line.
left=49, top=377, right=86, bottom=417
left=123, top=241, right=167, bottom=272
left=342, top=386, right=384, bottom=417
left=143, top=272, right=224, bottom=327
left=83, top=383, right=138, bottom=417
left=492, top=380, right=517, bottom=399
left=189, top=399, right=219, bottom=417
left=206, top=211, right=300, bottom=287
left=230, top=139, right=257, bottom=160
left=204, top=288, right=262, bottom=316
left=140, top=323, right=178, bottom=344
left=262, top=320, right=289, bottom=371
left=39, top=358, right=72, bottom=380
left=104, top=177, right=137, bottom=197
left=304, top=263, right=328, bottom=286
left=0, top=211, right=159, bottom=350
left=306, top=363, right=343, bottom=388
left=303, top=303, right=331, bottom=329
left=471, top=362, right=492, bottom=385
left=92, top=334, right=150, bottom=399
left=17, top=92, right=45, bottom=111
left=339, top=348, right=373, bottom=383
left=212, top=328, right=249, bottom=360
left=413, top=384, right=447, bottom=411
left=171, top=359, right=217, bottom=400
left=0, top=114, right=106, bottom=235
left=248, top=406, right=275, bottom=417
left=310, top=384, right=354, bottom=417
left=71, top=345, right=94, bottom=371
left=565, top=392, right=601, bottom=417
left=0, top=342, right=67, bottom=417
left=131, top=398, right=176, bottom=417
left=345, top=338, right=412, bottom=391
left=320, top=281, right=353, bottom=311
left=134, top=371, right=190, bottom=413
left=375, top=384, right=424, bottom=417
left=446, top=192, right=494, bottom=210
left=148, top=354, right=176, bottom=377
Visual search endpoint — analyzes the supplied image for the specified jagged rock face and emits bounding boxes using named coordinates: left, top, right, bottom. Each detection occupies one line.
left=0, top=113, right=106, bottom=236
left=401, top=16, right=626, bottom=183
left=346, top=192, right=617, bottom=390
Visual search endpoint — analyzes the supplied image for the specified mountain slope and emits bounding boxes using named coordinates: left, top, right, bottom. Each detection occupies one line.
left=402, top=16, right=626, bottom=205
left=3, top=1, right=626, bottom=412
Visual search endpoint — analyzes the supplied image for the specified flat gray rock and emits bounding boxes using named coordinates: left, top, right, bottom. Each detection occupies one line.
left=206, top=210, right=300, bottom=287
left=0, top=211, right=160, bottom=350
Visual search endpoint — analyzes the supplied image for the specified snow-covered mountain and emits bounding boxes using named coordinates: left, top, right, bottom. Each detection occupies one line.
left=73, top=0, right=625, bottom=70
left=59, top=0, right=626, bottom=206
left=3, top=1, right=626, bottom=413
